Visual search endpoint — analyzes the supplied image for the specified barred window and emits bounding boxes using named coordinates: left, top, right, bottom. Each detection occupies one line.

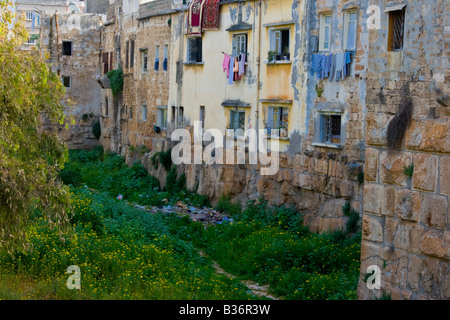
left=321, top=114, right=341, bottom=144
left=388, top=9, right=405, bottom=51
left=187, top=37, right=202, bottom=63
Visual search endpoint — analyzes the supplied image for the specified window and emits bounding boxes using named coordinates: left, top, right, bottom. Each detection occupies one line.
left=187, top=37, right=202, bottom=63
left=270, top=29, right=290, bottom=59
left=102, top=52, right=109, bottom=74
left=267, top=107, right=289, bottom=132
left=232, top=34, right=248, bottom=57
left=178, top=106, right=184, bottom=125
left=343, top=11, right=358, bottom=51
left=141, top=105, right=147, bottom=121
left=154, top=45, right=159, bottom=71
left=25, top=12, right=33, bottom=20
left=171, top=106, right=176, bottom=123
left=130, top=40, right=135, bottom=68
left=199, top=106, right=205, bottom=129
left=105, top=97, right=109, bottom=116
left=62, top=41, right=72, bottom=56
left=109, top=52, right=113, bottom=71
left=129, top=106, right=133, bottom=119
left=62, top=76, right=71, bottom=88
left=126, top=41, right=129, bottom=68
left=320, top=114, right=341, bottom=144
left=142, top=50, right=148, bottom=72
left=319, top=14, right=332, bottom=51
left=157, top=106, right=167, bottom=128
left=163, top=45, right=168, bottom=71
left=229, top=110, right=246, bottom=130
left=388, top=9, right=405, bottom=51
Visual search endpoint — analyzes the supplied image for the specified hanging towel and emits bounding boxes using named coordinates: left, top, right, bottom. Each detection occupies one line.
left=335, top=53, right=346, bottom=81
left=223, top=54, right=231, bottom=76
left=238, top=53, right=246, bottom=76
left=329, top=54, right=336, bottom=82
left=310, top=54, right=322, bottom=76
left=228, top=57, right=234, bottom=85
left=321, top=54, right=328, bottom=79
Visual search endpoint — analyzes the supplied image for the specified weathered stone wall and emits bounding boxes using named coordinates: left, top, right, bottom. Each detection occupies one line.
left=40, top=12, right=104, bottom=149
left=99, top=0, right=172, bottom=159
left=358, top=0, right=450, bottom=300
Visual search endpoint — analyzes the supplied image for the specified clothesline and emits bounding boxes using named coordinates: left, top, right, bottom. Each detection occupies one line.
left=310, top=51, right=354, bottom=82
left=222, top=52, right=247, bottom=85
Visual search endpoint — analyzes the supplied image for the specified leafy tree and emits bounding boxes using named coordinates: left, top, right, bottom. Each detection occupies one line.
left=0, top=1, right=71, bottom=249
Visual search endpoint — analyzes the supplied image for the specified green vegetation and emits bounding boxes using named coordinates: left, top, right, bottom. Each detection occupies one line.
left=106, top=67, right=124, bottom=96
left=0, top=147, right=361, bottom=300
left=404, top=164, right=414, bottom=178
left=0, top=1, right=71, bottom=249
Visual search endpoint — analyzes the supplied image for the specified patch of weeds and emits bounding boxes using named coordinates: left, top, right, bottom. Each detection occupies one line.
left=404, top=164, right=414, bottom=178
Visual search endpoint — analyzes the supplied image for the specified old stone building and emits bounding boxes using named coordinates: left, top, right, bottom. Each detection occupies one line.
left=15, top=0, right=84, bottom=49
left=99, top=0, right=173, bottom=159
left=39, top=11, right=105, bottom=149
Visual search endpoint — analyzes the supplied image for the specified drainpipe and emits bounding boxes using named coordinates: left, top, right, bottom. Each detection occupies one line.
left=55, top=11, right=60, bottom=76
left=255, top=0, right=262, bottom=147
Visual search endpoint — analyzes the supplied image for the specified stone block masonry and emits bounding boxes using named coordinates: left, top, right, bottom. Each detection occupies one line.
left=357, top=0, right=450, bottom=300
left=39, top=12, right=104, bottom=149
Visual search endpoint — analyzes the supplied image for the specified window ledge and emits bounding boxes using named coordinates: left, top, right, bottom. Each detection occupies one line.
left=265, top=60, right=292, bottom=65
left=184, top=61, right=204, bottom=66
left=312, top=142, right=343, bottom=149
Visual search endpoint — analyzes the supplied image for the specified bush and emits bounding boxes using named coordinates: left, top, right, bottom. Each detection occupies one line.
left=106, top=67, right=124, bottom=96
left=92, top=121, right=101, bottom=140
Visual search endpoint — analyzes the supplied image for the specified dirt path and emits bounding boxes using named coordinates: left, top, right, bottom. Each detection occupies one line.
left=199, top=251, right=279, bottom=300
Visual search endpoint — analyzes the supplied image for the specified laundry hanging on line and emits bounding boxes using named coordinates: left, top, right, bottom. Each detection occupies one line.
left=223, top=53, right=246, bottom=85
left=310, top=52, right=354, bottom=81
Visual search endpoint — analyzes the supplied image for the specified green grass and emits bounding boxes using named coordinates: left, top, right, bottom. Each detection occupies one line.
left=0, top=147, right=361, bottom=300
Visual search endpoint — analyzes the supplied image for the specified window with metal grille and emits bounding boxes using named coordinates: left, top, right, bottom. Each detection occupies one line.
left=187, top=37, right=202, bottom=63
left=388, top=10, right=405, bottom=51
left=321, top=114, right=341, bottom=144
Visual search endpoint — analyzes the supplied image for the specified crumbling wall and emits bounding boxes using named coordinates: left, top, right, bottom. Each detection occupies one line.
left=40, top=12, right=104, bottom=149
left=358, top=0, right=450, bottom=300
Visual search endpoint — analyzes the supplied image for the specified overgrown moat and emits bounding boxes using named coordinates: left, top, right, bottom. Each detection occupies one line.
left=0, top=147, right=361, bottom=300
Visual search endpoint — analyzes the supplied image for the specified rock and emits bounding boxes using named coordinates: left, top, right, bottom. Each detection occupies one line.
left=364, top=184, right=395, bottom=216
left=364, top=148, right=379, bottom=182
left=405, top=119, right=450, bottom=153
left=420, top=194, right=448, bottom=230
left=412, top=154, right=437, bottom=192
left=420, top=230, right=450, bottom=260
left=439, top=156, right=450, bottom=196
left=362, top=214, right=383, bottom=243
left=395, top=189, right=421, bottom=222
left=379, top=151, right=411, bottom=187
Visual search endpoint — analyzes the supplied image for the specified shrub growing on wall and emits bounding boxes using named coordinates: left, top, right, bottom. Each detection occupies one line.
left=106, top=67, right=124, bottom=96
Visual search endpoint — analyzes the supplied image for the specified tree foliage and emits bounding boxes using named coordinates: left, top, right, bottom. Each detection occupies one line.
left=0, top=1, right=71, bottom=249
